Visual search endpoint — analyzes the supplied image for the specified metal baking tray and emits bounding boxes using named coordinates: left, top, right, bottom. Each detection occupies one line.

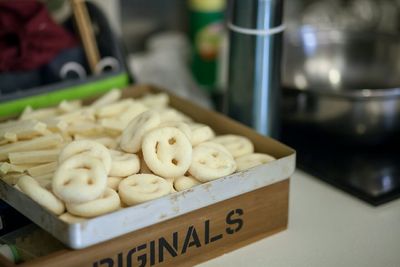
left=0, top=86, right=296, bottom=249
left=0, top=156, right=295, bottom=249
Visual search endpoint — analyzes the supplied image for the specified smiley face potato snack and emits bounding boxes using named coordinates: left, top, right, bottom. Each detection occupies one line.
left=0, top=89, right=276, bottom=221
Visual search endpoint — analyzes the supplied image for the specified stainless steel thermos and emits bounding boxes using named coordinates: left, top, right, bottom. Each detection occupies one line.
left=226, top=0, right=284, bottom=138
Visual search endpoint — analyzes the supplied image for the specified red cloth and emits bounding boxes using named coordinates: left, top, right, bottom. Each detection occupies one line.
left=0, top=0, right=77, bottom=71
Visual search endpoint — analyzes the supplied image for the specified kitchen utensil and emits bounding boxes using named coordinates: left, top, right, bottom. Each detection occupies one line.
left=70, top=0, right=100, bottom=73
left=282, top=27, right=400, bottom=143
left=226, top=0, right=283, bottom=138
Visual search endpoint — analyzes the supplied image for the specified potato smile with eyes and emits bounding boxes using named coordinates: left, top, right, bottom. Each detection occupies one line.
left=142, top=127, right=192, bottom=178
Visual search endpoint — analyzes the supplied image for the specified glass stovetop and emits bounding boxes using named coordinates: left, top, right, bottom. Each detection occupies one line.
left=280, top=123, right=400, bottom=206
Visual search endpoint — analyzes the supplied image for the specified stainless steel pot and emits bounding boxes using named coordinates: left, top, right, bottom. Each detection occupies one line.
left=282, top=28, right=400, bottom=142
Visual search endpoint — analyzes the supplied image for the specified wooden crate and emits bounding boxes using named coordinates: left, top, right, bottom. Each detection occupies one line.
left=0, top=85, right=294, bottom=266
left=0, top=180, right=289, bottom=267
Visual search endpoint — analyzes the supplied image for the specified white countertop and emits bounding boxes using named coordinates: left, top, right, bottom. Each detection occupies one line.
left=198, top=170, right=400, bottom=267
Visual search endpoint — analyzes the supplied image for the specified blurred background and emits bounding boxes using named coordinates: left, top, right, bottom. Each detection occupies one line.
left=110, top=0, right=400, bottom=205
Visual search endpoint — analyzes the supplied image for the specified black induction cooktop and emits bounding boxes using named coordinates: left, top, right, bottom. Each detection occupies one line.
left=280, top=123, right=400, bottom=206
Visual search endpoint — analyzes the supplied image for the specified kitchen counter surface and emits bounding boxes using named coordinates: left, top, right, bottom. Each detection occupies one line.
left=198, top=170, right=400, bottom=267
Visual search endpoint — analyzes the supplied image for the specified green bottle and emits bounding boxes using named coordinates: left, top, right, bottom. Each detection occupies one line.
left=188, top=0, right=226, bottom=93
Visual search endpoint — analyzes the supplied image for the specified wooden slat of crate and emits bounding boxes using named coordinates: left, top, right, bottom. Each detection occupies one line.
left=9, top=179, right=288, bottom=267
